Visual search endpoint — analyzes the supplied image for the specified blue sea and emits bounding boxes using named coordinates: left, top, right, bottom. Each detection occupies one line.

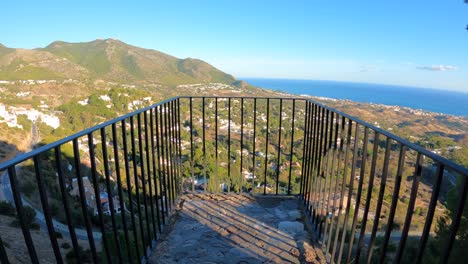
left=243, top=78, right=468, bottom=116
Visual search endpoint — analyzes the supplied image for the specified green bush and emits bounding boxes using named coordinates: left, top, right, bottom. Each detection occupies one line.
left=65, top=246, right=92, bottom=263
left=22, top=206, right=37, bottom=227
left=0, top=201, right=16, bottom=216
left=61, top=242, right=70, bottom=249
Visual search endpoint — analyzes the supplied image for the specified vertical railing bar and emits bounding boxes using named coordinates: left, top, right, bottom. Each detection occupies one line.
left=311, top=105, right=325, bottom=220
left=316, top=108, right=329, bottom=227
left=112, top=122, right=133, bottom=263
left=163, top=104, right=173, bottom=207
left=304, top=103, right=314, bottom=209
left=170, top=101, right=179, bottom=198
left=190, top=97, right=194, bottom=192
left=394, top=153, right=422, bottom=263
left=163, top=104, right=175, bottom=209
left=366, top=138, right=392, bottom=264
left=177, top=98, right=183, bottom=195
left=72, top=138, right=98, bottom=262
left=154, top=107, right=166, bottom=224
left=240, top=97, right=244, bottom=193
left=287, top=99, right=296, bottom=195
left=7, top=166, right=39, bottom=264
left=144, top=110, right=158, bottom=241
left=160, top=106, right=170, bottom=209
left=32, top=156, right=62, bottom=263
left=202, top=98, right=207, bottom=192
left=416, top=162, right=444, bottom=263
left=215, top=98, right=219, bottom=192
left=346, top=126, right=369, bottom=263
left=130, top=116, right=147, bottom=258
left=314, top=106, right=325, bottom=224
left=252, top=98, right=257, bottom=192
left=88, top=133, right=112, bottom=262
left=264, top=98, right=270, bottom=195
left=228, top=98, right=232, bottom=193
left=55, top=146, right=81, bottom=262
left=275, top=99, right=283, bottom=194
left=355, top=131, right=380, bottom=263
left=440, top=172, right=468, bottom=263
left=121, top=119, right=142, bottom=261
left=337, top=122, right=360, bottom=262
left=304, top=102, right=314, bottom=211
left=331, top=118, right=353, bottom=263
left=309, top=103, right=318, bottom=218
left=316, top=106, right=327, bottom=221
left=378, top=145, right=406, bottom=263
left=314, top=107, right=326, bottom=223
left=322, top=112, right=339, bottom=248
left=137, top=113, right=152, bottom=250
left=101, top=127, right=124, bottom=261
left=158, top=108, right=170, bottom=217
left=0, top=236, right=9, bottom=264
left=300, top=101, right=309, bottom=198
left=170, top=101, right=178, bottom=200
left=149, top=109, right=162, bottom=233
left=318, top=109, right=331, bottom=235
left=165, top=103, right=174, bottom=203
left=326, top=116, right=346, bottom=259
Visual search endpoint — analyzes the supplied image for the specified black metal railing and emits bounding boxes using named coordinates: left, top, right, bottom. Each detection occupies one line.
left=0, top=96, right=466, bottom=263
left=300, top=100, right=468, bottom=264
left=0, top=97, right=182, bottom=263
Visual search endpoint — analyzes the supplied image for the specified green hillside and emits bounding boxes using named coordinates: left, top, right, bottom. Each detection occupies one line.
left=41, top=39, right=236, bottom=84
left=0, top=39, right=237, bottom=85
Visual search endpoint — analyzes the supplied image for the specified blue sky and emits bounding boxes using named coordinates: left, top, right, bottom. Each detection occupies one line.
left=1, top=0, right=467, bottom=92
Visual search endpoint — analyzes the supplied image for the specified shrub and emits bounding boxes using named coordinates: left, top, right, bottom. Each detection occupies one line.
left=66, top=246, right=92, bottom=263
left=22, top=206, right=37, bottom=227
left=61, top=242, right=70, bottom=249
left=11, top=206, right=38, bottom=229
left=0, top=201, right=16, bottom=216
left=30, top=222, right=40, bottom=230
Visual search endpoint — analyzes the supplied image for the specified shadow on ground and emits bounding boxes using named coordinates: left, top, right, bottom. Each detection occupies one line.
left=149, top=193, right=325, bottom=264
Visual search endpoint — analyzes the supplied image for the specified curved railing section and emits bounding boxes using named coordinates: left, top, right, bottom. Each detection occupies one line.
left=0, top=96, right=466, bottom=263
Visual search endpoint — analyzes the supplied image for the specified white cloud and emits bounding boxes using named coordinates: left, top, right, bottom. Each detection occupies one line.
left=417, top=65, right=459, bottom=71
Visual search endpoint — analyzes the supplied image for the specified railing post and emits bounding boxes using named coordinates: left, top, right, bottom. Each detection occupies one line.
left=112, top=122, right=134, bottom=263
left=263, top=98, right=270, bottom=195
left=287, top=99, right=296, bottom=195
left=72, top=138, right=98, bottom=262
left=33, top=156, right=62, bottom=263
left=202, top=98, right=207, bottom=192
left=143, top=110, right=158, bottom=243
left=240, top=97, right=244, bottom=193
left=275, top=99, right=283, bottom=195
left=300, top=101, right=309, bottom=198
left=190, top=97, right=195, bottom=192
left=88, top=133, right=111, bottom=262
left=101, top=127, right=124, bottom=261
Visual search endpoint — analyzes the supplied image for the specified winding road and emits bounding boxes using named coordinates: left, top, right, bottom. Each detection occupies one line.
left=1, top=166, right=102, bottom=241
left=0, top=122, right=101, bottom=241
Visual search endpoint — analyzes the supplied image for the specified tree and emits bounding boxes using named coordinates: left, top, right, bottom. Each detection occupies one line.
left=434, top=175, right=467, bottom=262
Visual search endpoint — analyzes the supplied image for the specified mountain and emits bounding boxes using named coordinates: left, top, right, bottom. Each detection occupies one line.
left=0, top=39, right=236, bottom=85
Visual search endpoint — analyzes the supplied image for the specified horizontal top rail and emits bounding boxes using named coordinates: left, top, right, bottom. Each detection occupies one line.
left=180, top=96, right=306, bottom=100
left=305, top=98, right=468, bottom=176
left=0, top=96, right=180, bottom=170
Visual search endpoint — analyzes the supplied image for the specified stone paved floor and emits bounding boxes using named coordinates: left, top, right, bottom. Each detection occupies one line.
left=149, top=193, right=325, bottom=264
